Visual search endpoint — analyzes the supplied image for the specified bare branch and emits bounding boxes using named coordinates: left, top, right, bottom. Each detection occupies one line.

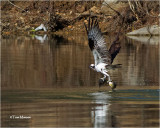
left=144, top=2, right=159, bottom=18
left=8, top=0, right=27, bottom=12
left=128, top=0, right=139, bottom=20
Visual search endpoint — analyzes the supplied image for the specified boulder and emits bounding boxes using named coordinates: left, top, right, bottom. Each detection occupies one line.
left=127, top=25, right=160, bottom=36
left=102, top=0, right=118, bottom=5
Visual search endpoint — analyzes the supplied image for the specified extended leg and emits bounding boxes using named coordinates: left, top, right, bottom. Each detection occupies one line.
left=99, top=75, right=106, bottom=87
left=101, top=75, right=106, bottom=81
left=102, top=71, right=116, bottom=90
left=102, top=71, right=111, bottom=82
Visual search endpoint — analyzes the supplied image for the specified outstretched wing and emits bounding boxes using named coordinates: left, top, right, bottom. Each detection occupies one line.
left=109, top=33, right=121, bottom=64
left=109, top=16, right=125, bottom=63
left=84, top=18, right=111, bottom=66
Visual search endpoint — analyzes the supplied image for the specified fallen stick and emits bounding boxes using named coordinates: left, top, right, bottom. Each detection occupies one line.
left=8, top=0, right=27, bottom=13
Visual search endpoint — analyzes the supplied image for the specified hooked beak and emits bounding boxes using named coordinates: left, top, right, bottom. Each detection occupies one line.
left=89, top=66, right=95, bottom=70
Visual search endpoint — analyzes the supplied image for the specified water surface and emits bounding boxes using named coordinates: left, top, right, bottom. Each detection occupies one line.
left=1, top=34, right=159, bottom=127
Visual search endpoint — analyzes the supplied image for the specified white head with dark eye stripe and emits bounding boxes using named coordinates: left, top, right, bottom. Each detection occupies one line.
left=89, top=64, right=95, bottom=70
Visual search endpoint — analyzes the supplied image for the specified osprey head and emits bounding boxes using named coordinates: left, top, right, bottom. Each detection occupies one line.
left=89, top=64, right=95, bottom=70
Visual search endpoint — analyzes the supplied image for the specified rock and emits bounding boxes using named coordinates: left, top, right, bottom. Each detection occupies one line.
left=20, top=17, right=24, bottom=20
left=24, top=25, right=30, bottom=30
left=127, top=25, right=160, bottom=36
left=79, top=6, right=100, bottom=16
left=84, top=20, right=87, bottom=24
left=103, top=0, right=118, bottom=5
left=69, top=11, right=73, bottom=15
left=68, top=25, right=72, bottom=29
left=76, top=5, right=85, bottom=13
left=90, top=6, right=100, bottom=14
left=20, top=17, right=25, bottom=23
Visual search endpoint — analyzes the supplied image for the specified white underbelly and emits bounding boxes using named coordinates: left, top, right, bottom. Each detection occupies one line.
left=95, top=63, right=108, bottom=72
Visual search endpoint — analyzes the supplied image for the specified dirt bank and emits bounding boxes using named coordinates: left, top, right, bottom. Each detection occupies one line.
left=1, top=1, right=159, bottom=35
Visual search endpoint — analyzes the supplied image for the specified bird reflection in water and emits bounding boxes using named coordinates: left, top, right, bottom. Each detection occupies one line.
left=90, top=92, right=117, bottom=128
left=35, top=34, right=47, bottom=43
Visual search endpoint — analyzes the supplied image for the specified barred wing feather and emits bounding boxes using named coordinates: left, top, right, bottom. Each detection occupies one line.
left=84, top=18, right=111, bottom=66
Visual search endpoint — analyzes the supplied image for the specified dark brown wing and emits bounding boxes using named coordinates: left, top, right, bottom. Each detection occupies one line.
left=84, top=17, right=111, bottom=65
left=109, top=33, right=121, bottom=64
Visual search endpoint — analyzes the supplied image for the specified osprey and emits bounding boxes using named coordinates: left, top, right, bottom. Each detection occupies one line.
left=84, top=17, right=121, bottom=89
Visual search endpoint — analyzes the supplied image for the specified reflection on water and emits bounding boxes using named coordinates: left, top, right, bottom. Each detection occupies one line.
left=127, top=35, right=159, bottom=45
left=90, top=92, right=111, bottom=128
left=35, top=34, right=47, bottom=43
left=1, top=89, right=159, bottom=127
left=1, top=34, right=159, bottom=127
left=1, top=34, right=159, bottom=89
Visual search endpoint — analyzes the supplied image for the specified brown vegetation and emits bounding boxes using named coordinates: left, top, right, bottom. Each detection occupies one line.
left=1, top=1, right=159, bottom=35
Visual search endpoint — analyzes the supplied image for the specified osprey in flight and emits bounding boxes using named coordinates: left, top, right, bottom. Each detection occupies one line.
left=84, top=17, right=121, bottom=89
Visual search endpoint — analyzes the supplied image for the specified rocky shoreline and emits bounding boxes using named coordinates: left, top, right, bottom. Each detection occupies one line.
left=1, top=1, right=159, bottom=36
